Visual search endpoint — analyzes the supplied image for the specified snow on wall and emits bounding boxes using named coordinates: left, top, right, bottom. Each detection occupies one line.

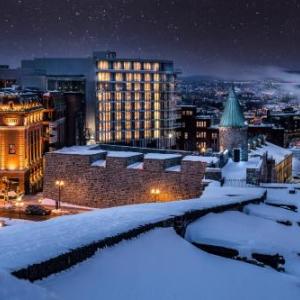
left=0, top=186, right=265, bottom=272
left=38, top=228, right=300, bottom=300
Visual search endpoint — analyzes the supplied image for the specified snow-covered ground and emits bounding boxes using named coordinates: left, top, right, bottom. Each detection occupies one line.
left=0, top=185, right=264, bottom=272
left=222, top=158, right=261, bottom=180
left=0, top=270, right=58, bottom=300
left=38, top=228, right=300, bottom=300
left=0, top=217, right=32, bottom=228
left=185, top=208, right=300, bottom=277
left=244, top=203, right=300, bottom=225
left=265, top=187, right=300, bottom=210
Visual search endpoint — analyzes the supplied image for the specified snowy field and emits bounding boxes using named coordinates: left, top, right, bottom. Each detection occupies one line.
left=0, top=185, right=264, bottom=272
left=37, top=228, right=300, bottom=300
left=2, top=184, right=299, bottom=299
left=185, top=190, right=300, bottom=278
left=0, top=217, right=32, bottom=228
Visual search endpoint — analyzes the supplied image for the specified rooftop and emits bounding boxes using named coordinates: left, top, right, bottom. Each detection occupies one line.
left=220, top=87, right=247, bottom=128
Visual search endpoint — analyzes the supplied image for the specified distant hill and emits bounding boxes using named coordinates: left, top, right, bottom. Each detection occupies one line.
left=179, top=75, right=221, bottom=81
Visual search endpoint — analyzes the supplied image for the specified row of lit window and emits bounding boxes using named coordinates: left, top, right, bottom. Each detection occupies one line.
left=196, top=121, right=207, bottom=127
left=196, top=132, right=206, bottom=138
left=98, top=129, right=160, bottom=142
left=97, top=92, right=161, bottom=101
left=24, top=112, right=43, bottom=126
left=97, top=61, right=160, bottom=71
left=182, top=110, right=193, bottom=116
left=98, top=72, right=162, bottom=82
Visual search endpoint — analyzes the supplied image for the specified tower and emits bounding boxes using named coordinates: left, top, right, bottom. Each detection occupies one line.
left=219, top=87, right=248, bottom=161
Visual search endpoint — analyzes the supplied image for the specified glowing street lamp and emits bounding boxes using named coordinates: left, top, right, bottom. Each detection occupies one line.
left=55, top=180, right=64, bottom=210
left=15, top=197, right=24, bottom=218
left=150, top=188, right=160, bottom=201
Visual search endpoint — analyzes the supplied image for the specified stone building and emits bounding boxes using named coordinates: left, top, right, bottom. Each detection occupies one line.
left=0, top=92, right=44, bottom=194
left=219, top=87, right=248, bottom=161
left=43, top=145, right=206, bottom=208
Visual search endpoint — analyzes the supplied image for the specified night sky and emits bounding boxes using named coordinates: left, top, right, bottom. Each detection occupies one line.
left=1, top=0, right=300, bottom=75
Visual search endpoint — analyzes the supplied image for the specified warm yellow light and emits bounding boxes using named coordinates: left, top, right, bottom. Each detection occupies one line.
left=8, top=164, right=17, bottom=171
left=150, top=188, right=160, bottom=195
left=55, top=180, right=64, bottom=187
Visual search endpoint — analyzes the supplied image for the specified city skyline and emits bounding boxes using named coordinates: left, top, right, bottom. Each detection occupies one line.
left=1, top=0, right=299, bottom=75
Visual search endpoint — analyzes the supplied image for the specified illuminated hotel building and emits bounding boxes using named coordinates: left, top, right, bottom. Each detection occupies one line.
left=0, top=92, right=44, bottom=194
left=96, top=52, right=178, bottom=148
left=21, top=51, right=179, bottom=147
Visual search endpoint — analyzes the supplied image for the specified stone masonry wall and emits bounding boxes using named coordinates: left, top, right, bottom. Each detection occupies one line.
left=43, top=152, right=206, bottom=208
left=219, top=127, right=248, bottom=161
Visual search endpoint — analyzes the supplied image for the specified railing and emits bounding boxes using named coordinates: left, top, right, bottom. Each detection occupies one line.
left=224, top=178, right=258, bottom=188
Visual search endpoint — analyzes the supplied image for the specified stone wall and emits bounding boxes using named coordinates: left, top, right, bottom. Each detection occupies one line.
left=43, top=151, right=206, bottom=208
left=219, top=127, right=248, bottom=161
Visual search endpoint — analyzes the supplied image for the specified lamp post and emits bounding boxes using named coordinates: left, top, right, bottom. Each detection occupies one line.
left=168, top=133, right=173, bottom=149
left=55, top=180, right=64, bottom=210
left=15, top=195, right=24, bottom=218
left=150, top=188, right=160, bottom=202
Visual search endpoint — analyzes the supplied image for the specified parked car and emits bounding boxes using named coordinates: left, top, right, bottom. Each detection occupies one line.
left=25, top=204, right=51, bottom=216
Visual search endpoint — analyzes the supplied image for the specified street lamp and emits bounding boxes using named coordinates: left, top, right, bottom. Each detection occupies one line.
left=150, top=188, right=160, bottom=201
left=55, top=180, right=64, bottom=210
left=168, top=133, right=173, bottom=149
left=15, top=196, right=24, bottom=218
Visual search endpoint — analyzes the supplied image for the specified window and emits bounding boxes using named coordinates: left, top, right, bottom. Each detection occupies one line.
left=184, top=132, right=188, bottom=140
left=115, top=73, right=123, bottom=81
left=98, top=72, right=110, bottom=81
left=143, top=63, right=151, bottom=70
left=98, top=61, right=109, bottom=69
left=124, top=62, right=132, bottom=70
left=197, top=121, right=206, bottom=127
left=133, top=62, right=141, bottom=70
left=113, top=61, right=122, bottom=69
left=9, top=144, right=16, bottom=154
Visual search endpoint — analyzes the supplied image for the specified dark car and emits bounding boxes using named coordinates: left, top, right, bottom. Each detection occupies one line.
left=25, top=204, right=51, bottom=216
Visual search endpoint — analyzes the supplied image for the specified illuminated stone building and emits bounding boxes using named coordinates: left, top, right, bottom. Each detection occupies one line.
left=21, top=51, right=179, bottom=148
left=0, top=92, right=44, bottom=194
left=219, top=87, right=248, bottom=161
left=95, top=52, right=178, bottom=148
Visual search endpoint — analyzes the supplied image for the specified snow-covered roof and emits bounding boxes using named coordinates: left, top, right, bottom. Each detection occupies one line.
left=54, top=146, right=105, bottom=156
left=183, top=155, right=219, bottom=164
left=250, top=142, right=292, bottom=164
left=222, top=157, right=262, bottom=180
left=107, top=151, right=142, bottom=158
left=91, top=159, right=106, bottom=167
left=144, top=153, right=182, bottom=160
left=127, top=162, right=144, bottom=170
left=165, top=165, right=181, bottom=172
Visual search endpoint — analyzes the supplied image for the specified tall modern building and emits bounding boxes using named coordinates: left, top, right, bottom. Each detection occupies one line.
left=95, top=52, right=178, bottom=148
left=21, top=51, right=179, bottom=148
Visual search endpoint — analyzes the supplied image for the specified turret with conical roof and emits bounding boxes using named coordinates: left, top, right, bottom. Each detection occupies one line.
left=219, top=87, right=248, bottom=161
left=220, top=87, right=246, bottom=128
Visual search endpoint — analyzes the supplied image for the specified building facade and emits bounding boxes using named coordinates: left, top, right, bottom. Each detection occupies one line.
left=0, top=65, right=20, bottom=88
left=96, top=52, right=178, bottom=148
left=0, top=92, right=43, bottom=194
left=21, top=51, right=179, bottom=148
left=43, top=145, right=205, bottom=208
left=176, top=105, right=219, bottom=153
left=42, top=92, right=66, bottom=153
